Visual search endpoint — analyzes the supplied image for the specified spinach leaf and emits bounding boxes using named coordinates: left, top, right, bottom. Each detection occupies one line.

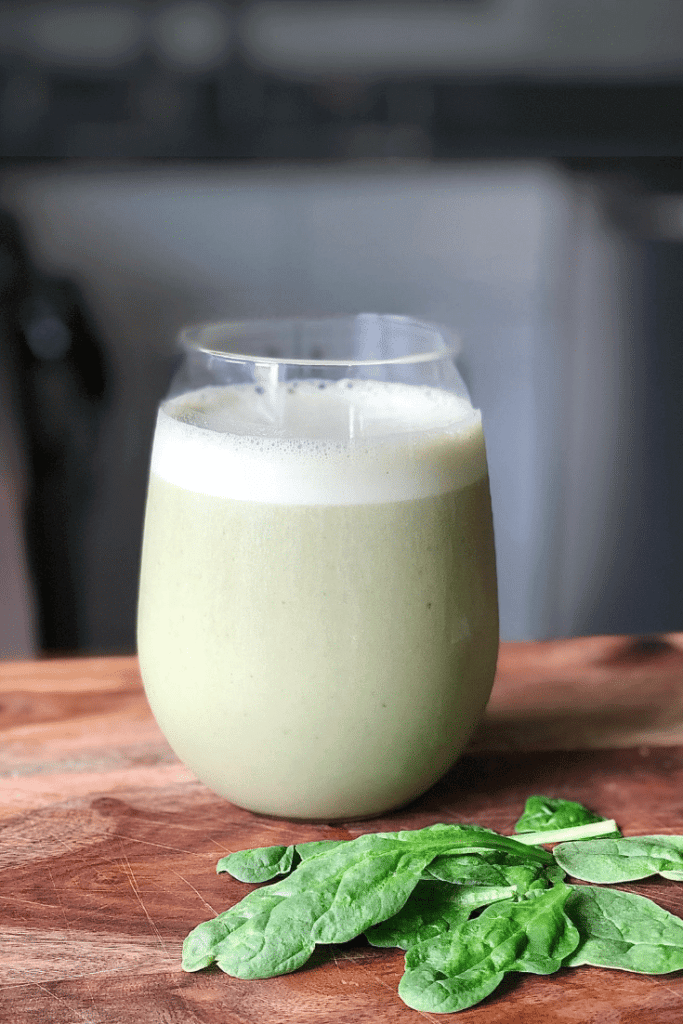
left=385, top=822, right=551, bottom=864
left=398, top=882, right=579, bottom=1013
left=217, top=839, right=344, bottom=882
left=554, top=835, right=683, bottom=882
left=515, top=796, right=608, bottom=833
left=425, top=852, right=564, bottom=892
left=183, top=891, right=287, bottom=972
left=296, top=839, right=346, bottom=861
left=213, top=823, right=548, bottom=886
left=368, top=857, right=567, bottom=953
left=365, top=880, right=517, bottom=950
left=564, top=886, right=683, bottom=972
left=217, top=844, right=296, bottom=883
left=184, top=824, right=550, bottom=979
left=184, top=803, right=683, bottom=1014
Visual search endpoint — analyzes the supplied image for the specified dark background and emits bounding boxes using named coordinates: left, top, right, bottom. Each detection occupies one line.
left=0, top=0, right=681, bottom=657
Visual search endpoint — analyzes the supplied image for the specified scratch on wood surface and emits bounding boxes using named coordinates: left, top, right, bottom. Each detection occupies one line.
left=40, top=856, right=99, bottom=1012
left=171, top=870, right=219, bottom=916
left=0, top=894, right=65, bottom=911
left=650, top=975, right=683, bottom=1003
left=32, top=981, right=97, bottom=1023
left=0, top=892, right=121, bottom=917
left=109, top=832, right=204, bottom=856
left=130, top=816, right=227, bottom=835
left=118, top=844, right=172, bottom=962
left=52, top=834, right=78, bottom=857
left=206, top=835, right=227, bottom=852
left=44, top=855, right=70, bottom=937
left=42, top=838, right=99, bottom=1018
left=329, top=951, right=358, bottom=988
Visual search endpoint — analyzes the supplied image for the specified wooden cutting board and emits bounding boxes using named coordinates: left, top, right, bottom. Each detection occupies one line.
left=2, top=636, right=683, bottom=1023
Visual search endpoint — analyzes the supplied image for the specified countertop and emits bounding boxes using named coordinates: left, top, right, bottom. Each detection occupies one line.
left=2, top=635, right=683, bottom=1023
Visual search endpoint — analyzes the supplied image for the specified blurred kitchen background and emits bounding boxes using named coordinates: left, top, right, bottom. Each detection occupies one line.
left=0, top=0, right=682, bottom=658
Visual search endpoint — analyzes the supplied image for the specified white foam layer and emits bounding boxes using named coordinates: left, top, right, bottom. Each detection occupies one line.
left=151, top=380, right=488, bottom=504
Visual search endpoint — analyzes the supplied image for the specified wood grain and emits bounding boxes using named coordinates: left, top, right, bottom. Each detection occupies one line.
left=1, top=637, right=683, bottom=1023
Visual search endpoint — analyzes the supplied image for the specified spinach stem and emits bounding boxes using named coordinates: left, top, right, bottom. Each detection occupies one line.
left=512, top=819, right=619, bottom=847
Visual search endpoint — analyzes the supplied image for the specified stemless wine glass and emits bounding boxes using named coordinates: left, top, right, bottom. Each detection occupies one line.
left=137, top=314, right=498, bottom=820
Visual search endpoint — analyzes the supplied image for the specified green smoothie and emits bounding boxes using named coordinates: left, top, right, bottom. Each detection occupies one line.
left=137, top=380, right=498, bottom=819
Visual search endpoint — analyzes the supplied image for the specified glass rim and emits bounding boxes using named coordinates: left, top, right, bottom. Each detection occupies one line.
left=178, top=314, right=459, bottom=368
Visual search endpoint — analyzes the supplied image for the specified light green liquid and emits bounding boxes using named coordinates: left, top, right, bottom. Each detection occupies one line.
left=137, top=474, right=498, bottom=819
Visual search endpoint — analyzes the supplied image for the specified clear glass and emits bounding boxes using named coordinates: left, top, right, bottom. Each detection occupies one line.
left=137, top=314, right=498, bottom=820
